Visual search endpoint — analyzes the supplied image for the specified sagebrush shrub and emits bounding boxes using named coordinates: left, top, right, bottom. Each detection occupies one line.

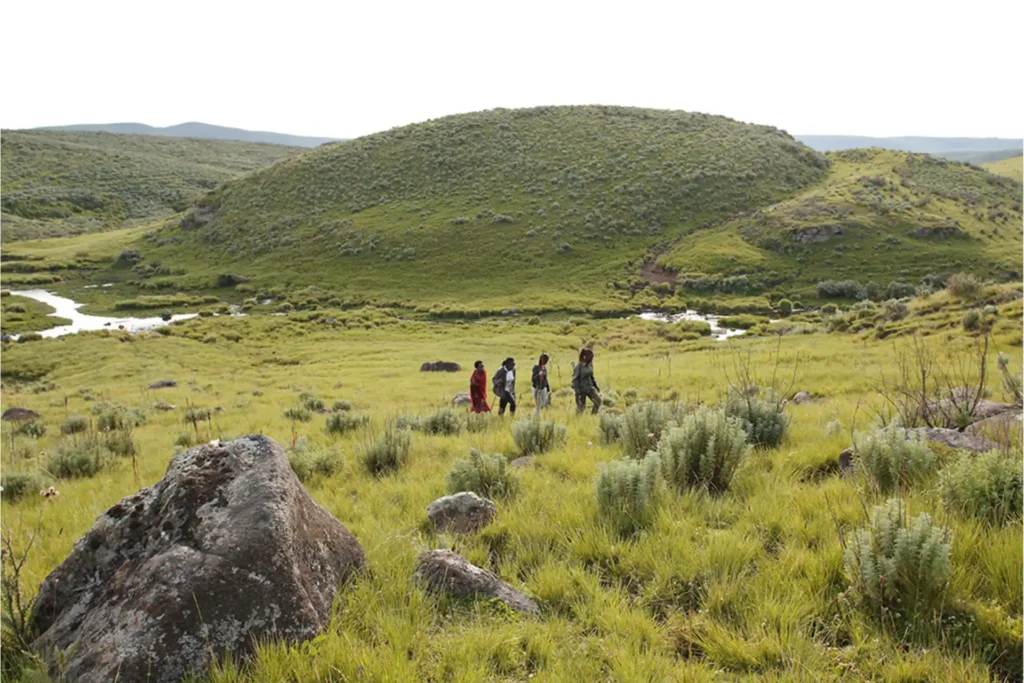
left=656, top=408, right=749, bottom=492
left=60, top=416, right=89, bottom=435
left=821, top=303, right=838, bottom=315
left=961, top=310, right=982, bottom=332
left=48, top=438, right=107, bottom=479
left=419, top=407, right=464, bottom=436
left=882, top=299, right=908, bottom=321
left=104, top=430, right=136, bottom=458
left=618, top=401, right=683, bottom=458
left=283, top=407, right=312, bottom=422
left=332, top=399, right=353, bottom=412
left=599, top=412, right=623, bottom=444
left=844, top=499, right=950, bottom=614
left=725, top=389, right=789, bottom=448
left=947, top=272, right=983, bottom=301
left=361, top=423, right=412, bottom=474
left=596, top=453, right=662, bottom=533
left=325, top=411, right=369, bottom=436
left=776, top=298, right=793, bottom=316
left=14, top=420, right=46, bottom=438
left=466, top=413, right=491, bottom=433
left=0, top=472, right=46, bottom=502
left=939, top=451, right=1022, bottom=525
left=288, top=447, right=342, bottom=482
left=856, top=426, right=936, bottom=492
left=512, top=416, right=567, bottom=456
left=95, top=405, right=146, bottom=431
left=299, top=393, right=325, bottom=411
left=446, top=449, right=519, bottom=499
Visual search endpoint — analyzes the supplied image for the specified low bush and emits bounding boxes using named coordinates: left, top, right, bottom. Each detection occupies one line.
left=419, top=407, right=464, bottom=436
left=332, top=400, right=353, bottom=412
left=725, top=389, right=789, bottom=448
left=283, top=407, right=312, bottom=422
left=288, top=446, right=342, bottom=482
left=361, top=423, right=412, bottom=475
left=882, top=299, right=908, bottom=321
left=0, top=472, right=46, bottom=502
left=618, top=401, right=683, bottom=458
left=17, top=333, right=42, bottom=343
left=466, top=413, right=491, bottom=433
left=817, top=279, right=865, bottom=299
left=962, top=310, right=982, bottom=331
left=843, top=498, right=950, bottom=615
left=446, top=449, right=519, bottom=499
left=655, top=408, right=749, bottom=492
left=512, top=416, right=568, bottom=456
left=599, top=412, right=623, bottom=444
left=15, top=420, right=46, bottom=438
left=939, top=450, right=1022, bottom=525
left=94, top=404, right=146, bottom=431
left=886, top=281, right=917, bottom=299
left=175, top=432, right=198, bottom=448
left=325, top=411, right=370, bottom=436
left=947, top=272, right=983, bottom=301
left=596, top=453, right=662, bottom=534
left=299, top=393, right=325, bottom=411
left=183, top=407, right=212, bottom=423
left=776, top=298, right=793, bottom=317
left=47, top=438, right=107, bottom=478
left=104, top=430, right=136, bottom=458
left=855, top=426, right=937, bottom=492
left=821, top=303, right=838, bottom=315
left=60, top=415, right=90, bottom=435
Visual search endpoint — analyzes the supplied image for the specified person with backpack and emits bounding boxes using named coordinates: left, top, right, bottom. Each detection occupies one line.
left=571, top=348, right=602, bottom=415
left=469, top=360, right=490, bottom=413
left=531, top=353, right=551, bottom=414
left=493, top=357, right=517, bottom=416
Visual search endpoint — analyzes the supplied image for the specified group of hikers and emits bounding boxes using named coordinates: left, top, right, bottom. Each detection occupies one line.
left=468, top=349, right=602, bottom=415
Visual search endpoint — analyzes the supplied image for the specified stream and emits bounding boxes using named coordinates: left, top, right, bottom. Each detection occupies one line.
left=7, top=289, right=198, bottom=339
left=637, top=311, right=747, bottom=341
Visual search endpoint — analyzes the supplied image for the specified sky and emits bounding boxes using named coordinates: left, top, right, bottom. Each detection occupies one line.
left=3, top=0, right=1021, bottom=139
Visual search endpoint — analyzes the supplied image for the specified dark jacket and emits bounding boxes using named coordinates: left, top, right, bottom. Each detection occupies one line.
left=571, top=362, right=598, bottom=393
left=531, top=364, right=550, bottom=391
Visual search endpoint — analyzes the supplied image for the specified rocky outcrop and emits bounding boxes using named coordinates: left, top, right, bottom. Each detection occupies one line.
left=414, top=550, right=539, bottom=617
left=427, top=492, right=497, bottom=533
left=147, top=379, right=177, bottom=389
left=420, top=361, right=461, bottom=372
left=912, top=427, right=1000, bottom=453
left=451, top=392, right=472, bottom=407
left=30, top=435, right=364, bottom=683
left=791, top=225, right=843, bottom=243
left=2, top=407, right=41, bottom=422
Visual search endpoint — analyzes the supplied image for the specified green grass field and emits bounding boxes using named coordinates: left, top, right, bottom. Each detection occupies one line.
left=1, top=284, right=1021, bottom=681
left=1, top=130, right=305, bottom=241
left=984, top=154, right=1024, bottom=183
left=0, top=293, right=68, bottom=336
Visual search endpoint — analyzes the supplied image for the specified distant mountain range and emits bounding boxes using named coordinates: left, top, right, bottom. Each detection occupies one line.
left=35, top=122, right=341, bottom=148
left=795, top=135, right=1022, bottom=164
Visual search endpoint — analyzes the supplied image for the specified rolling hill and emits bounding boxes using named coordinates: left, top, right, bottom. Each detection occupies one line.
left=984, top=154, right=1023, bottom=183
left=1, top=130, right=306, bottom=241
left=796, top=135, right=1022, bottom=164
left=36, top=122, right=340, bottom=148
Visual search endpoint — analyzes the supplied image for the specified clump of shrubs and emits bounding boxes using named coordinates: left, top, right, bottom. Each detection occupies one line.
left=599, top=413, right=623, bottom=444
left=418, top=407, right=464, bottom=436
left=288, top=439, right=342, bottom=482
left=1, top=472, right=47, bottom=502
left=94, top=404, right=146, bottom=431
left=325, top=411, right=370, bottom=436
left=361, top=422, right=412, bottom=475
left=882, top=299, right=908, bottom=321
left=332, top=400, right=353, bottom=412
left=962, top=310, right=982, bottom=332
left=596, top=453, right=662, bottom=534
left=15, top=420, right=46, bottom=438
left=655, top=408, right=749, bottom=492
left=855, top=426, right=936, bottom=492
left=947, top=272, right=983, bottom=301
left=446, top=449, right=519, bottom=499
left=283, top=407, right=313, bottom=422
left=183, top=407, right=212, bottom=423
left=618, top=401, right=683, bottom=458
left=821, top=303, right=839, bottom=315
left=939, top=451, right=1022, bottom=525
left=776, top=298, right=793, bottom=317
left=725, top=389, right=789, bottom=448
left=512, top=416, right=567, bottom=456
left=466, top=413, right=491, bottom=433
left=299, top=393, right=325, bottom=412
left=843, top=498, right=950, bottom=615
left=47, top=437, right=108, bottom=479
left=60, top=415, right=90, bottom=435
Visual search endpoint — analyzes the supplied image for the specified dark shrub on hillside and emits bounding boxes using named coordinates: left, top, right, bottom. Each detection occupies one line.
left=886, top=281, right=917, bottom=299
left=325, top=411, right=369, bottom=436
left=216, top=273, right=248, bottom=287
left=776, top=299, right=793, bottom=317
left=115, top=248, right=142, bottom=265
left=817, top=280, right=865, bottom=299
left=821, top=303, right=838, bottom=315
left=962, top=310, right=982, bottom=331
left=948, top=272, right=983, bottom=301
left=60, top=415, right=90, bottom=435
left=882, top=299, right=908, bottom=321
left=1, top=472, right=47, bottom=502
left=48, top=438, right=107, bottom=478
left=15, top=420, right=46, bottom=438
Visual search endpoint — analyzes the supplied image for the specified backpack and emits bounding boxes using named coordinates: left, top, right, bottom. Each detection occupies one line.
left=492, top=367, right=506, bottom=395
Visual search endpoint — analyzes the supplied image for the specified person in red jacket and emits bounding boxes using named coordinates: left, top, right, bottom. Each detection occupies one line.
left=469, top=360, right=491, bottom=413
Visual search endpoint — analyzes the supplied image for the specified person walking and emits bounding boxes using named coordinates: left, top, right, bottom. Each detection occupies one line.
left=494, top=357, right=517, bottom=416
left=531, top=353, right=551, bottom=414
left=571, top=348, right=602, bottom=415
left=469, top=360, right=490, bottom=413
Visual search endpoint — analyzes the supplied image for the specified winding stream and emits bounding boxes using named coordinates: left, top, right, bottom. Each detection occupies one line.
left=8, top=290, right=198, bottom=339
left=637, top=311, right=747, bottom=341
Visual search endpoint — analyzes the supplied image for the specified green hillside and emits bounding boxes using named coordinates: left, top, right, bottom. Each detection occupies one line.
left=1, top=130, right=305, bottom=241
left=102, top=106, right=830, bottom=311
left=984, top=154, right=1023, bottom=183
left=659, top=148, right=1023, bottom=300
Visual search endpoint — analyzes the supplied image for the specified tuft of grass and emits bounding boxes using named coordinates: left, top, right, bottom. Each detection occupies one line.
left=855, top=426, right=937, bottom=492
left=325, top=411, right=370, bottom=437
left=360, top=422, right=412, bottom=475
left=445, top=449, right=519, bottom=499
left=939, top=450, right=1022, bottom=525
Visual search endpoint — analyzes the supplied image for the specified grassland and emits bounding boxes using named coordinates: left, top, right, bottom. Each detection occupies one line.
left=1, top=284, right=1021, bottom=681
left=984, top=154, right=1024, bottom=183
left=0, top=294, right=68, bottom=335
left=1, top=130, right=305, bottom=241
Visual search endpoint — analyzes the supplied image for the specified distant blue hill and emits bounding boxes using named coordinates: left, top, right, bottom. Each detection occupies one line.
left=35, top=122, right=341, bottom=148
left=796, top=135, right=1022, bottom=164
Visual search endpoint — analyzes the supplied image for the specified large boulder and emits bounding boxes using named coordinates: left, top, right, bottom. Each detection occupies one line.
left=912, top=427, right=1000, bottom=453
left=414, top=550, right=539, bottom=617
left=420, top=361, right=461, bottom=373
left=427, top=492, right=497, bottom=533
left=30, top=435, right=365, bottom=683
left=2, top=407, right=40, bottom=422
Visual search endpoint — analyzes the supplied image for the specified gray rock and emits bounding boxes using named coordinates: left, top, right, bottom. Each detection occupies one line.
left=792, top=391, right=811, bottom=404
left=414, top=550, right=539, bottom=617
left=912, top=427, right=1001, bottom=453
left=2, top=407, right=41, bottom=422
left=509, top=456, right=536, bottom=469
left=427, top=492, right=497, bottom=533
left=30, top=435, right=365, bottom=683
left=966, top=409, right=1022, bottom=439
left=451, top=392, right=472, bottom=407
left=148, top=379, right=177, bottom=389
left=926, top=397, right=1016, bottom=427
left=420, top=361, right=461, bottom=372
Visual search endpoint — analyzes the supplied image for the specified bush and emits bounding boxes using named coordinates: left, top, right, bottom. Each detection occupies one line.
left=446, top=449, right=520, bottom=499
left=939, top=451, right=1022, bottom=525
left=48, top=438, right=107, bottom=478
left=882, top=299, right=908, bottom=321
left=14, top=420, right=46, bottom=438
left=288, top=447, right=342, bottom=482
left=887, top=281, right=917, bottom=299
left=17, top=333, right=42, bottom=343
left=599, top=412, right=623, bottom=444
left=361, top=423, right=412, bottom=475
left=618, top=401, right=683, bottom=458
left=299, top=393, right=325, bottom=411
left=655, top=408, right=749, bottom=492
left=817, top=280, right=865, bottom=299
left=725, top=389, right=790, bottom=448
left=419, top=407, right=464, bottom=436
left=0, top=472, right=46, bottom=502
left=104, top=430, right=136, bottom=458
left=596, top=453, right=662, bottom=533
left=175, top=432, right=198, bottom=448
left=947, top=272, right=983, bottom=300
left=283, top=407, right=312, bottom=422
left=466, top=413, right=491, bottom=433
left=332, top=400, right=353, bottom=412
left=183, top=407, right=212, bottom=423
left=6, top=303, right=26, bottom=313
left=776, top=298, right=793, bottom=317
left=95, top=405, right=146, bottom=431
left=843, top=498, right=950, bottom=614
left=821, top=303, right=838, bottom=315
left=855, top=426, right=937, bottom=492
left=512, top=416, right=567, bottom=456
left=962, top=310, right=982, bottom=331
left=325, top=411, right=369, bottom=436
left=60, top=415, right=90, bottom=435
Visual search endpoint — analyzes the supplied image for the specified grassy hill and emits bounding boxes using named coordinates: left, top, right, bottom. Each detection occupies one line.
left=1, top=130, right=305, bottom=241
left=658, top=149, right=1023, bottom=300
left=984, top=154, right=1024, bottom=183
left=36, top=122, right=340, bottom=148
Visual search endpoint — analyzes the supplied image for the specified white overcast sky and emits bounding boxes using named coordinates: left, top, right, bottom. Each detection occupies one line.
left=3, top=0, right=1021, bottom=139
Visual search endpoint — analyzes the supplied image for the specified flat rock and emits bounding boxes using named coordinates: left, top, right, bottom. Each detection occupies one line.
left=420, top=361, right=461, bottom=373
left=2, top=407, right=40, bottom=422
left=509, top=456, right=536, bottom=469
left=912, top=427, right=1000, bottom=453
left=451, top=392, right=472, bottom=407
left=427, top=492, right=497, bottom=533
left=30, top=435, right=365, bottom=683
left=792, top=391, right=812, bottom=404
left=965, top=409, right=1022, bottom=439
left=414, top=549, right=539, bottom=617
left=148, top=379, right=177, bottom=389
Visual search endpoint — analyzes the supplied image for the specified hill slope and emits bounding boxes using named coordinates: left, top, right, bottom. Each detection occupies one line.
left=658, top=148, right=1023, bottom=299
left=1, top=130, right=306, bottom=240
left=984, top=154, right=1023, bottom=183
left=36, top=122, right=340, bottom=148
left=128, top=106, right=830, bottom=310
